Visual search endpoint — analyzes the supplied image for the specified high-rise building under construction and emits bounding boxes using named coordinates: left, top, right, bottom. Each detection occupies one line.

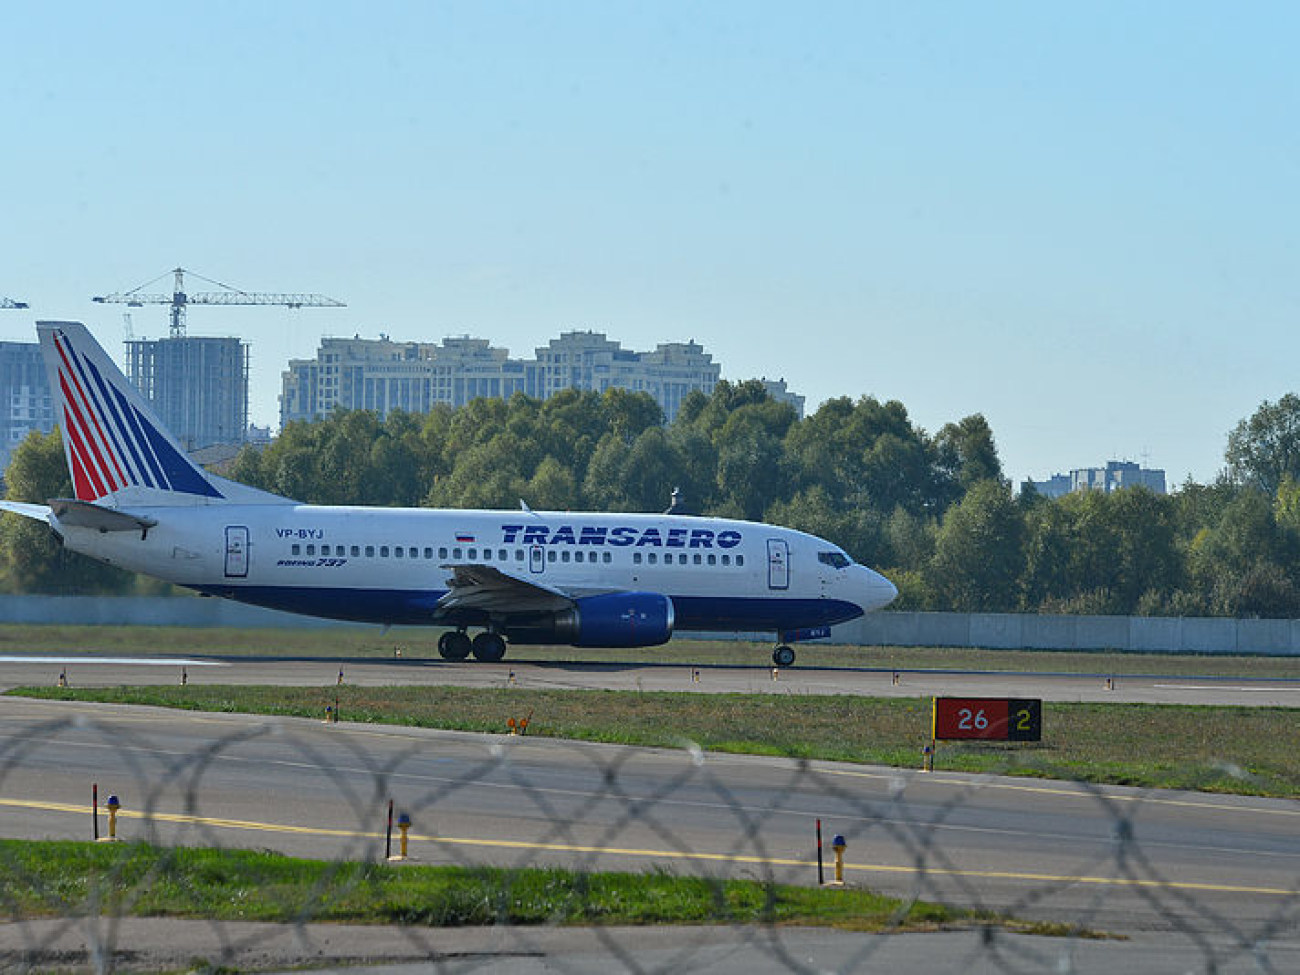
left=126, top=335, right=249, bottom=450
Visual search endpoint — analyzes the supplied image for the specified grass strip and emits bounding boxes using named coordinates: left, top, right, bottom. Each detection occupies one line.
left=0, top=839, right=965, bottom=932
left=10, top=684, right=1300, bottom=798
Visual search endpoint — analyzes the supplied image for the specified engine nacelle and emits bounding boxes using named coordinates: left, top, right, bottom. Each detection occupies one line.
left=505, top=592, right=674, bottom=648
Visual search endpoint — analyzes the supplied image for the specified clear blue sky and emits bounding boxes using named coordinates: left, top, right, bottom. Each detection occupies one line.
left=3, top=1, right=1297, bottom=489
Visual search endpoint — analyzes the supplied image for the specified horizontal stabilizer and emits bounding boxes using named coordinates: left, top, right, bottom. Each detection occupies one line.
left=0, top=500, right=53, bottom=523
left=50, top=498, right=158, bottom=534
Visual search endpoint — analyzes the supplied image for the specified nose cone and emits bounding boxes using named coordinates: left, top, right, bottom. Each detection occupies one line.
left=857, top=565, right=898, bottom=613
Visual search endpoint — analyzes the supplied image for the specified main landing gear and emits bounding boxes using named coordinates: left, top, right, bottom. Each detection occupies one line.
left=772, top=644, right=795, bottom=667
left=438, top=628, right=508, bottom=662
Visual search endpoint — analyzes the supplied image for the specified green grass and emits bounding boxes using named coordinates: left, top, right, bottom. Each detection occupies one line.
left=11, top=684, right=1300, bottom=798
left=0, top=839, right=968, bottom=932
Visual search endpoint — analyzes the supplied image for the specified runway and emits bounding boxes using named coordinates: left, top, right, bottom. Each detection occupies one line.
left=2, top=654, right=1300, bottom=970
left=5, top=652, right=1300, bottom=706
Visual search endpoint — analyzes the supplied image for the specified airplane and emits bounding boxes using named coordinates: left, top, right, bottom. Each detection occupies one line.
left=0, top=321, right=897, bottom=666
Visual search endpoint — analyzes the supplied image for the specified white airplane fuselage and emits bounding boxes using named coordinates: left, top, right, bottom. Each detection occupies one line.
left=62, top=504, right=894, bottom=634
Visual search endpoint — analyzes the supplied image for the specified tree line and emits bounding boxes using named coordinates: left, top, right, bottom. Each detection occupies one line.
left=4, top=381, right=1300, bottom=618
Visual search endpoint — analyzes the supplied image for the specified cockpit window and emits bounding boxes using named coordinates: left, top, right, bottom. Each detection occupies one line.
left=818, top=551, right=851, bottom=569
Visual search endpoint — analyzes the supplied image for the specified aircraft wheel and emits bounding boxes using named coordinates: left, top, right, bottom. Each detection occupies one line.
left=772, top=645, right=795, bottom=667
left=472, top=631, right=508, bottom=662
left=438, top=630, right=472, bottom=661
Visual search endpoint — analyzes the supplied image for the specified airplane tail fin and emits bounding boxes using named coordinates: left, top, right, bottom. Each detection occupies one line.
left=36, top=321, right=277, bottom=507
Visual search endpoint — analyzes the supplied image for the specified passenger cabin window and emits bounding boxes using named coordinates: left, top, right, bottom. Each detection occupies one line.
left=351, top=546, right=360, bottom=557
left=818, top=551, right=851, bottom=569
left=365, top=546, right=375, bottom=557
left=424, top=547, right=433, bottom=559
left=291, top=544, right=301, bottom=556
left=439, top=547, right=448, bottom=559
left=380, top=546, right=389, bottom=557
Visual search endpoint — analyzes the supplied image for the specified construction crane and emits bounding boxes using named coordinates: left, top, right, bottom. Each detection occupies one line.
left=93, top=267, right=345, bottom=338
left=1, top=295, right=29, bottom=310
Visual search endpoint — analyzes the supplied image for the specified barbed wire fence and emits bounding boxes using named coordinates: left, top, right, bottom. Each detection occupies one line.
left=1, top=710, right=1298, bottom=974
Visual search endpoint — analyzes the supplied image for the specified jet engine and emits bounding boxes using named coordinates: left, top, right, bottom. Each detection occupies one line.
left=505, top=592, right=674, bottom=648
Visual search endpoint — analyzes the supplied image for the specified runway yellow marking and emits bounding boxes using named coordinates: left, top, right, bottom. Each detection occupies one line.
left=2, top=796, right=1292, bottom=897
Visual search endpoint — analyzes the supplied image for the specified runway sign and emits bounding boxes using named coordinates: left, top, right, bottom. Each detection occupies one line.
left=932, top=697, right=1042, bottom=742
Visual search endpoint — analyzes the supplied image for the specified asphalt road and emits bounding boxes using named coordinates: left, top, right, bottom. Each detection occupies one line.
left=2, top=655, right=1300, bottom=972
left=6, top=652, right=1300, bottom=705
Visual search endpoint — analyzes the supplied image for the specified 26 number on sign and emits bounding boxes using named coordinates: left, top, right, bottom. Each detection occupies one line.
left=932, top=698, right=1042, bottom=742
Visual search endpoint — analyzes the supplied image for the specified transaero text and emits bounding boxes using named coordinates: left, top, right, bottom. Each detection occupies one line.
left=500, top=524, right=742, bottom=549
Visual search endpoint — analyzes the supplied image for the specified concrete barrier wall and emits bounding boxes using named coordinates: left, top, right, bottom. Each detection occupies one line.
left=2, top=596, right=1299, bottom=654
left=0, top=595, right=352, bottom=629
left=838, top=611, right=1300, bottom=655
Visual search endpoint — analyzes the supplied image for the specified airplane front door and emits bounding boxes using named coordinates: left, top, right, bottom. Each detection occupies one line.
left=224, top=526, right=249, bottom=578
left=767, top=538, right=789, bottom=590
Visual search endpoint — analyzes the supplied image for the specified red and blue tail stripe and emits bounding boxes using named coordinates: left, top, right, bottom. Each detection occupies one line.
left=50, top=328, right=222, bottom=502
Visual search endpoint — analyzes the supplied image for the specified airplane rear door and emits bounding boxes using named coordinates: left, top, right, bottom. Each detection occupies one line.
left=767, top=538, right=789, bottom=590
left=530, top=544, right=546, bottom=574
left=224, top=526, right=249, bottom=578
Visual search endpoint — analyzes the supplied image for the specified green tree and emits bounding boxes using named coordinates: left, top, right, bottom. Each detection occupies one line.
left=926, top=480, right=1025, bottom=611
left=528, top=456, right=580, bottom=511
left=1226, top=393, right=1300, bottom=494
left=934, top=414, right=1003, bottom=500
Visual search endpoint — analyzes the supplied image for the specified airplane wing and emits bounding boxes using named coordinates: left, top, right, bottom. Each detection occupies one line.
left=436, top=563, right=614, bottom=615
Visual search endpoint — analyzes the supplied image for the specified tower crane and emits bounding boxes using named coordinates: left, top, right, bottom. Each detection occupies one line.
left=93, top=267, right=344, bottom=338
left=1, top=296, right=29, bottom=310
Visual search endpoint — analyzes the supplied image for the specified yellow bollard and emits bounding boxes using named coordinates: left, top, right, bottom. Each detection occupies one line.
left=337, top=667, right=345, bottom=686
left=57, top=669, right=67, bottom=688
left=771, top=666, right=779, bottom=681
left=922, top=743, right=934, bottom=773
left=100, top=794, right=122, bottom=842
left=831, top=834, right=846, bottom=885
left=388, top=812, right=412, bottom=861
